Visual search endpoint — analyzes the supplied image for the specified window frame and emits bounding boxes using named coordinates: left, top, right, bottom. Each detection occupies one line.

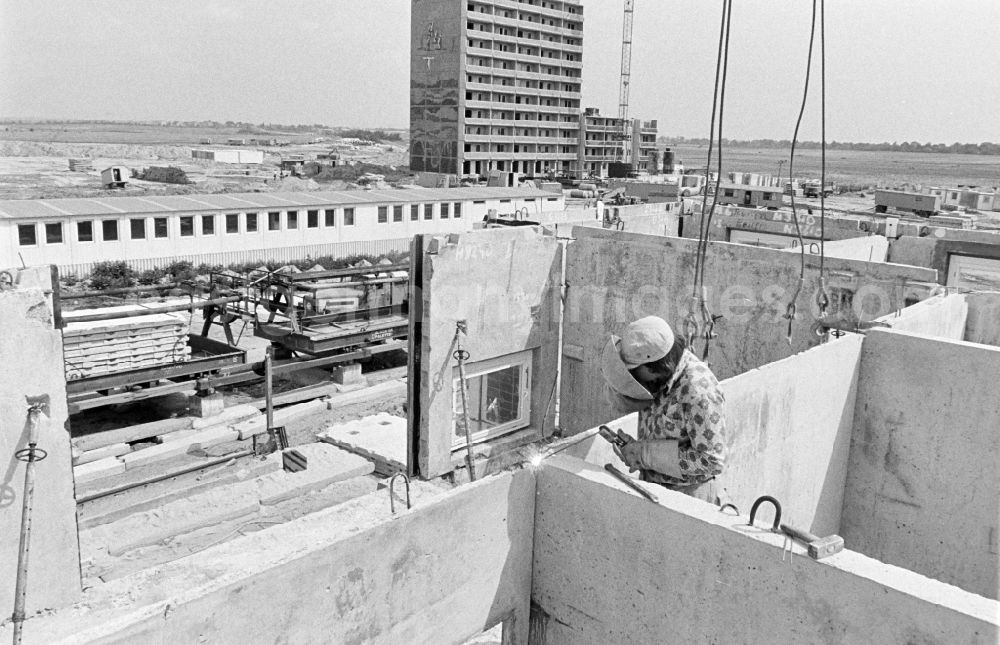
left=17, top=223, right=37, bottom=246
left=377, top=205, right=389, bottom=224
left=411, top=204, right=420, bottom=221
left=424, top=204, right=434, bottom=220
left=451, top=349, right=533, bottom=449
left=45, top=222, right=64, bottom=244
left=246, top=212, right=259, bottom=233
left=344, top=207, right=355, bottom=226
left=307, top=209, right=319, bottom=228
left=268, top=211, right=281, bottom=231
left=153, top=217, right=169, bottom=239
left=201, top=214, right=215, bottom=236
left=226, top=213, right=240, bottom=234
left=102, top=219, right=120, bottom=241
left=324, top=209, right=336, bottom=227
left=393, top=205, right=404, bottom=223
left=77, top=220, right=94, bottom=243
left=130, top=218, right=147, bottom=240
left=286, top=210, right=299, bottom=230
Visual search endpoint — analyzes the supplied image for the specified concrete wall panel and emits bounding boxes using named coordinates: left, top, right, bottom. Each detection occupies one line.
left=965, top=292, right=1000, bottom=347
left=0, top=266, right=81, bottom=614
left=717, top=335, right=862, bottom=536
left=843, top=330, right=1000, bottom=599
left=873, top=293, right=968, bottom=339
left=531, top=458, right=999, bottom=645
left=417, top=228, right=561, bottom=477
left=8, top=471, right=536, bottom=645
left=560, top=227, right=937, bottom=433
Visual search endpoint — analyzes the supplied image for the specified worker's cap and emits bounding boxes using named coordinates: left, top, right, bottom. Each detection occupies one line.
left=619, top=316, right=675, bottom=368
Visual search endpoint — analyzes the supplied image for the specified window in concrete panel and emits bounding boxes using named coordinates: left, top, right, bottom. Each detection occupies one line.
left=454, top=203, right=462, bottom=218
left=45, top=222, right=63, bottom=244
left=287, top=210, right=298, bottom=229
left=453, top=350, right=532, bottom=447
left=393, top=205, right=404, bottom=222
left=226, top=213, right=240, bottom=234
left=947, top=254, right=1000, bottom=291
left=324, top=209, right=335, bottom=227
left=201, top=215, right=215, bottom=235
left=307, top=210, right=319, bottom=228
left=103, top=219, right=120, bottom=241
left=77, top=220, right=93, bottom=242
left=378, top=206, right=388, bottom=224
left=154, top=217, right=169, bottom=238
left=411, top=204, right=420, bottom=221
left=246, top=212, right=259, bottom=232
left=344, top=208, right=355, bottom=226
left=424, top=204, right=434, bottom=220
left=178, top=217, right=193, bottom=238
left=268, top=211, right=281, bottom=231
left=17, top=223, right=36, bottom=246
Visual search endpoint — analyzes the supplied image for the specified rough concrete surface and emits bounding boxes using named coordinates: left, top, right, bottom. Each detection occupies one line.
left=717, top=334, right=863, bottom=536
left=6, top=471, right=534, bottom=645
left=531, top=456, right=998, bottom=645
left=965, top=291, right=1000, bottom=347
left=874, top=292, right=968, bottom=339
left=777, top=234, right=889, bottom=262
left=560, top=227, right=937, bottom=433
left=0, top=266, right=81, bottom=613
left=416, top=227, right=562, bottom=477
left=81, top=443, right=373, bottom=558
left=842, top=330, right=1000, bottom=599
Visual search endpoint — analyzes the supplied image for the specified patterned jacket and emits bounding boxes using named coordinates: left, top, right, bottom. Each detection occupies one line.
left=636, top=350, right=726, bottom=487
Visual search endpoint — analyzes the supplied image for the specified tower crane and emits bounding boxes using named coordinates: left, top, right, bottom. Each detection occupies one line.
left=617, top=0, right=635, bottom=166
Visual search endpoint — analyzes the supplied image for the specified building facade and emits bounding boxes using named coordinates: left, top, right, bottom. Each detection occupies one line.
left=411, top=0, right=584, bottom=183
left=577, top=107, right=658, bottom=178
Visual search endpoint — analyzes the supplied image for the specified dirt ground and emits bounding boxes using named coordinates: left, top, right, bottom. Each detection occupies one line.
left=0, top=129, right=409, bottom=200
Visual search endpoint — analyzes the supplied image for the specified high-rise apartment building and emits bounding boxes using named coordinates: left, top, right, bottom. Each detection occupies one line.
left=578, top=107, right=658, bottom=178
left=411, top=0, right=584, bottom=183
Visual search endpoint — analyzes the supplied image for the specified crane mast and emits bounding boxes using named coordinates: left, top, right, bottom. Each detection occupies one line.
left=617, top=0, right=635, bottom=164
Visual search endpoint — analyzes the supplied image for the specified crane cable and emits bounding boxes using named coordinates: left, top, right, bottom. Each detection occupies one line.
left=783, top=0, right=819, bottom=345
left=688, top=0, right=733, bottom=359
left=816, top=0, right=831, bottom=338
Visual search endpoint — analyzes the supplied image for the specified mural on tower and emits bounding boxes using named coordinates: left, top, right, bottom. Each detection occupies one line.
left=410, top=0, right=462, bottom=174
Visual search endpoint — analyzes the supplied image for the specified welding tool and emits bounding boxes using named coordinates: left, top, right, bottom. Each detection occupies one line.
left=597, top=425, right=632, bottom=448
left=779, top=523, right=845, bottom=560
left=604, top=463, right=658, bottom=503
left=12, top=402, right=48, bottom=645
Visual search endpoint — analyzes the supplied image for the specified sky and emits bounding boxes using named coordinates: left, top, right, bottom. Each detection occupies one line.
left=2, top=1, right=998, bottom=143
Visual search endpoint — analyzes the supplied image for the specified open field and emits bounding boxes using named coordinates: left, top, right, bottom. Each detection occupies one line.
left=669, top=144, right=1000, bottom=189
left=0, top=121, right=409, bottom=200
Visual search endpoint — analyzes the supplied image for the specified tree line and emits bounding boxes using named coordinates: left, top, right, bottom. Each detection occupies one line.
left=660, top=136, right=1000, bottom=156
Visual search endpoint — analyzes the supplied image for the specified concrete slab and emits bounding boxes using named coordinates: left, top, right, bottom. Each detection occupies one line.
left=74, top=442, right=131, bottom=466
left=318, top=412, right=408, bottom=475
left=120, top=426, right=239, bottom=468
left=253, top=443, right=374, bottom=506
left=74, top=454, right=126, bottom=483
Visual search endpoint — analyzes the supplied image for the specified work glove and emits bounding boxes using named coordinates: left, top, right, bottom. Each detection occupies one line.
left=613, top=439, right=682, bottom=479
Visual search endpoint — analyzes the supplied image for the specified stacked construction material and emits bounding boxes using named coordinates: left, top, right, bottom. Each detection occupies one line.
left=63, top=307, right=190, bottom=380
left=68, top=158, right=95, bottom=172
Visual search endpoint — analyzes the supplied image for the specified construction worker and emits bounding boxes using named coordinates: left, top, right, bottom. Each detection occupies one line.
left=601, top=315, right=727, bottom=503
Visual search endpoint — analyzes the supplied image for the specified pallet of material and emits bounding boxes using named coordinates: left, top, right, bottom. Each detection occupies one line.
left=63, top=309, right=190, bottom=380
left=69, top=158, right=94, bottom=171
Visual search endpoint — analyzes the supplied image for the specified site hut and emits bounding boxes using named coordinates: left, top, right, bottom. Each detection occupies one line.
left=0, top=186, right=564, bottom=277
left=874, top=189, right=942, bottom=217
left=715, top=183, right=785, bottom=210
left=100, top=166, right=129, bottom=189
